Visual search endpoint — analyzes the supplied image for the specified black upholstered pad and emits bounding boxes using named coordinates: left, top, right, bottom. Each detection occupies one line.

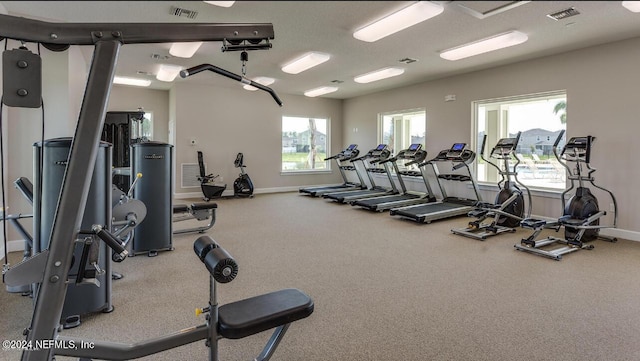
left=218, top=288, right=314, bottom=339
left=191, top=202, right=218, bottom=211
left=173, top=204, right=189, bottom=213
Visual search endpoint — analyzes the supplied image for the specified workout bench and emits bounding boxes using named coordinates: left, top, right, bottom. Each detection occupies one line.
left=54, top=235, right=314, bottom=360
left=173, top=202, right=218, bottom=235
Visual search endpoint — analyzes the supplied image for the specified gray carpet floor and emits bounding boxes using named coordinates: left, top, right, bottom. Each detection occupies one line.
left=2, top=191, right=640, bottom=361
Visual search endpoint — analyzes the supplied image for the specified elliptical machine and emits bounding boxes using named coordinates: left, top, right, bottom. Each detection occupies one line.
left=516, top=130, right=618, bottom=260
left=451, top=132, right=532, bottom=240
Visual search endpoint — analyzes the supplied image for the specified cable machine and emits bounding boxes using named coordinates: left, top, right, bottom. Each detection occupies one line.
left=0, top=14, right=317, bottom=361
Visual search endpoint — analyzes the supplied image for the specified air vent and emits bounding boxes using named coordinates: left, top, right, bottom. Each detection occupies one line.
left=151, top=53, right=170, bottom=60
left=330, top=80, right=344, bottom=84
left=171, top=6, right=199, bottom=19
left=398, top=58, right=418, bottom=64
left=181, top=163, right=201, bottom=188
left=547, top=7, right=580, bottom=21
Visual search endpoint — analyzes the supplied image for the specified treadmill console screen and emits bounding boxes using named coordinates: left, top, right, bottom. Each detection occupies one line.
left=450, top=143, right=466, bottom=152
left=408, top=143, right=421, bottom=151
left=375, top=144, right=387, bottom=151
left=565, top=137, right=588, bottom=148
left=347, top=144, right=358, bottom=151
left=495, top=138, right=517, bottom=150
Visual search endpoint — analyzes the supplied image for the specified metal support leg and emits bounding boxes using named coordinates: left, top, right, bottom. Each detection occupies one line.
left=21, top=40, right=121, bottom=361
left=255, top=324, right=291, bottom=361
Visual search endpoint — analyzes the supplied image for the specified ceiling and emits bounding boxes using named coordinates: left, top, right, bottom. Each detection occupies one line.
left=2, top=1, right=640, bottom=100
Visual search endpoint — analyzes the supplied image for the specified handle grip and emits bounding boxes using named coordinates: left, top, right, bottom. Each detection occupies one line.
left=93, top=225, right=128, bottom=259
left=181, top=64, right=283, bottom=106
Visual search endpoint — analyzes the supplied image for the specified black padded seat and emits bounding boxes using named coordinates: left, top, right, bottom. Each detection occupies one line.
left=218, top=288, right=314, bottom=339
left=191, top=202, right=218, bottom=211
left=173, top=204, right=189, bottom=214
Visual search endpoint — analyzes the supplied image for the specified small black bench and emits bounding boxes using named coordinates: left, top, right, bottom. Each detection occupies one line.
left=193, top=235, right=314, bottom=359
left=218, top=288, right=314, bottom=339
left=173, top=203, right=218, bottom=235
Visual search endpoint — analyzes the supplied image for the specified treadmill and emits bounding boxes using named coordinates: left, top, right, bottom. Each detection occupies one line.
left=351, top=144, right=436, bottom=212
left=299, top=144, right=366, bottom=197
left=390, top=143, right=482, bottom=223
left=322, top=144, right=398, bottom=203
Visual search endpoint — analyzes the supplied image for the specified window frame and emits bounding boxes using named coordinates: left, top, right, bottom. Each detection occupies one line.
left=377, top=107, right=426, bottom=157
left=281, top=115, right=331, bottom=174
left=471, top=90, right=567, bottom=193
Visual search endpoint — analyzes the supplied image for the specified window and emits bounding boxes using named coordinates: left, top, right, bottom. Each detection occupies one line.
left=378, top=109, right=426, bottom=155
left=473, top=91, right=567, bottom=191
left=132, top=112, right=153, bottom=141
left=282, top=116, right=329, bottom=172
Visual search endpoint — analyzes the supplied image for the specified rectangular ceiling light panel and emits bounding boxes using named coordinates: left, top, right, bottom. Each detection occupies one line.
left=354, top=67, right=405, bottom=84
left=304, top=86, right=339, bottom=97
left=203, top=1, right=236, bottom=7
left=281, top=52, right=331, bottom=74
left=622, top=1, right=640, bottom=12
left=169, top=42, right=204, bottom=58
left=156, top=64, right=183, bottom=82
left=243, top=76, right=275, bottom=91
left=439, top=30, right=528, bottom=61
left=353, top=1, right=444, bottom=42
left=113, top=76, right=151, bottom=87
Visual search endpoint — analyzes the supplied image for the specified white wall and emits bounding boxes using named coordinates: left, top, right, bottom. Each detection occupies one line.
left=343, top=36, right=640, bottom=236
left=172, top=82, right=344, bottom=196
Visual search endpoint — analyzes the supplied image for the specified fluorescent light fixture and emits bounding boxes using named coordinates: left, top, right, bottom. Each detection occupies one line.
left=113, top=76, right=151, bottom=87
left=354, top=67, right=405, bottom=84
left=281, top=52, right=331, bottom=74
left=156, top=64, right=183, bottom=82
left=622, top=1, right=640, bottom=12
left=243, top=76, right=275, bottom=91
left=203, top=1, right=235, bottom=7
left=353, top=1, right=444, bottom=42
left=304, top=86, right=339, bottom=97
left=169, top=42, right=203, bottom=58
left=439, top=30, right=528, bottom=61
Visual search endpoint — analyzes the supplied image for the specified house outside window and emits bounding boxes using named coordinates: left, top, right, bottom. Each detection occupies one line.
left=473, top=91, right=567, bottom=191
left=282, top=116, right=329, bottom=172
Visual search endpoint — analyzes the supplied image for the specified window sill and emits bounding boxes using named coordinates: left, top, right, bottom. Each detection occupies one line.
left=281, top=169, right=333, bottom=176
left=475, top=182, right=563, bottom=199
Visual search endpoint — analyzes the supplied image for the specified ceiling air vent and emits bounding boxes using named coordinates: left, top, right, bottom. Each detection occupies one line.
left=398, top=58, right=418, bottom=64
left=170, top=6, right=199, bottom=19
left=331, top=80, right=344, bottom=84
left=547, top=7, right=580, bottom=21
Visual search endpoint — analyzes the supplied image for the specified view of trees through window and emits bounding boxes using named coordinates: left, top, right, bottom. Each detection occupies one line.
left=282, top=116, right=329, bottom=171
left=474, top=91, right=567, bottom=190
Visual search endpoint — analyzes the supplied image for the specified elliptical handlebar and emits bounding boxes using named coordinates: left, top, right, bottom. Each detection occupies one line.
left=552, top=129, right=572, bottom=176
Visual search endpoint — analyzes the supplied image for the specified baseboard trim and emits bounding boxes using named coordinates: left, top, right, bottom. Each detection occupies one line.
left=174, top=186, right=301, bottom=200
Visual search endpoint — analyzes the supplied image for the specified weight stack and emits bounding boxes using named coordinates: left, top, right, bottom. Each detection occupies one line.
left=131, top=141, right=173, bottom=256
left=33, top=137, right=113, bottom=325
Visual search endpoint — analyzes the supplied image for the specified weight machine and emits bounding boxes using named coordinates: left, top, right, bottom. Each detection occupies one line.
left=0, top=13, right=313, bottom=361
